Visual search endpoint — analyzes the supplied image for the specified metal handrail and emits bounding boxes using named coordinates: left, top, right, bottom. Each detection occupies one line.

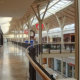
left=26, top=46, right=55, bottom=80
left=12, top=41, right=75, bottom=80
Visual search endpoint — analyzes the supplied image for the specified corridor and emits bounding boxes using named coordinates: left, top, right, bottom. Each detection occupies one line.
left=0, top=42, right=29, bottom=80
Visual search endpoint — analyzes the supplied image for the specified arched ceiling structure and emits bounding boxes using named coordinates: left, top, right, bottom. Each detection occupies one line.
left=1, top=0, right=75, bottom=35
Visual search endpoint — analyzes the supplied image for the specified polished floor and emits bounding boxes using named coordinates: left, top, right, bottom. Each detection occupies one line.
left=0, top=42, right=29, bottom=80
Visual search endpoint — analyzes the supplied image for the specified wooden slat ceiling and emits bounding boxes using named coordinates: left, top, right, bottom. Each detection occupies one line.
left=0, top=0, right=35, bottom=17
left=8, top=0, right=75, bottom=34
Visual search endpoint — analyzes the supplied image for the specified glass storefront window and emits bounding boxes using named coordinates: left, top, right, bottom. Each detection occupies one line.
left=63, top=62, right=66, bottom=76
left=68, top=64, right=72, bottom=77
left=57, top=60, right=61, bottom=72
left=72, top=66, right=75, bottom=77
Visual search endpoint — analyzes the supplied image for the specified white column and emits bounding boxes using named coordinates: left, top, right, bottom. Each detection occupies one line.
left=61, top=27, right=64, bottom=50
left=28, top=28, right=31, bottom=43
left=22, top=26, right=24, bottom=56
left=44, top=23, right=49, bottom=43
left=66, top=62, right=68, bottom=77
left=22, top=29, right=24, bottom=42
left=16, top=31, right=18, bottom=54
left=14, top=31, right=15, bottom=53
left=39, top=20, right=42, bottom=65
left=55, top=15, right=65, bottom=51
left=47, top=30, right=48, bottom=43
left=61, top=58, right=63, bottom=76
left=47, top=58, right=48, bottom=66
left=37, top=30, right=39, bottom=44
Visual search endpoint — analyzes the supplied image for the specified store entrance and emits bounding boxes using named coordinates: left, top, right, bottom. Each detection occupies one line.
left=71, top=35, right=75, bottom=42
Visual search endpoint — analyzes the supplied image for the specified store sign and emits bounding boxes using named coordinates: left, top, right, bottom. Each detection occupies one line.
left=36, top=24, right=44, bottom=30
left=24, top=30, right=28, bottom=34
left=68, top=63, right=75, bottom=66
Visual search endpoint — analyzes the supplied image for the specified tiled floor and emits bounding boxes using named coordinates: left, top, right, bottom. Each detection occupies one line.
left=0, top=42, right=29, bottom=80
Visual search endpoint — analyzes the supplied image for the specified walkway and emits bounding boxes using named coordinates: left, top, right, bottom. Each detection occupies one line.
left=0, top=42, right=29, bottom=80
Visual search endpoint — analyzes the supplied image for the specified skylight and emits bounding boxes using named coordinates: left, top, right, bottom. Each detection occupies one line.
left=40, top=0, right=59, bottom=14
left=32, top=17, right=38, bottom=25
left=49, top=27, right=61, bottom=33
left=35, top=23, right=75, bottom=37
left=63, top=24, right=75, bottom=30
left=1, top=23, right=10, bottom=34
left=0, top=17, right=12, bottom=34
left=32, top=0, right=74, bottom=26
left=45, top=0, right=74, bottom=18
left=0, top=17, right=12, bottom=25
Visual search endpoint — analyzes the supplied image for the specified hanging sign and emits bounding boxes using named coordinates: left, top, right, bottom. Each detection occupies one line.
left=36, top=24, right=44, bottom=30
left=24, top=30, right=28, bottom=34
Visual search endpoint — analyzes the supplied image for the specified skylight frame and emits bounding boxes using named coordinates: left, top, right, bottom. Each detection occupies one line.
left=31, top=0, right=74, bottom=26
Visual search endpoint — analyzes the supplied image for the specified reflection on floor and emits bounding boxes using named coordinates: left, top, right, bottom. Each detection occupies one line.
left=0, top=42, right=29, bottom=80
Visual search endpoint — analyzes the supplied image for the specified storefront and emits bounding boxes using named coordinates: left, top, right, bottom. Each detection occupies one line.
left=63, top=62, right=66, bottom=76
left=50, top=58, right=75, bottom=78
left=53, top=58, right=61, bottom=73
left=57, top=60, right=61, bottom=72
left=68, top=63, right=75, bottom=77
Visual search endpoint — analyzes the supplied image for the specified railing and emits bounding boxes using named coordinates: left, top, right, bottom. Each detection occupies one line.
left=12, top=41, right=55, bottom=80
left=12, top=41, right=30, bottom=48
left=11, top=41, right=76, bottom=80
left=26, top=46, right=55, bottom=80
left=12, top=41, right=75, bottom=56
left=37, top=42, right=75, bottom=54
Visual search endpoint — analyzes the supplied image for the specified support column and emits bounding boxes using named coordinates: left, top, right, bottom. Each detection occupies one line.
left=31, top=1, right=50, bottom=65
left=37, top=30, right=39, bottom=43
left=55, top=15, right=65, bottom=51
left=61, top=58, right=63, bottom=76
left=14, top=30, right=15, bottom=53
left=17, top=24, right=20, bottom=54
left=15, top=26, right=18, bottom=54
left=75, top=0, right=79, bottom=79
left=28, top=28, right=31, bottom=43
left=61, top=27, right=64, bottom=50
left=25, top=17, right=32, bottom=43
left=39, top=20, right=43, bottom=64
left=45, top=23, right=49, bottom=43
left=20, top=22, right=24, bottom=56
left=47, top=58, right=48, bottom=66
left=39, top=20, right=42, bottom=44
left=22, top=25, right=24, bottom=43
left=66, top=62, right=68, bottom=77
left=47, top=31, right=48, bottom=43
left=78, top=1, right=80, bottom=79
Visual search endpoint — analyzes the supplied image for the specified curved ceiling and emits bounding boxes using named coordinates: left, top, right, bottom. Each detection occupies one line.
left=0, top=0, right=35, bottom=17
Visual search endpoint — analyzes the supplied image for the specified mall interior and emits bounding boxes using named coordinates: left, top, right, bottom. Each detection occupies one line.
left=0, top=0, right=80, bottom=80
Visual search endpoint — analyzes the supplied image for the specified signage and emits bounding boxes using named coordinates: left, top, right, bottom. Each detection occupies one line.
left=36, top=24, right=44, bottom=30
left=24, top=30, right=28, bottom=34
